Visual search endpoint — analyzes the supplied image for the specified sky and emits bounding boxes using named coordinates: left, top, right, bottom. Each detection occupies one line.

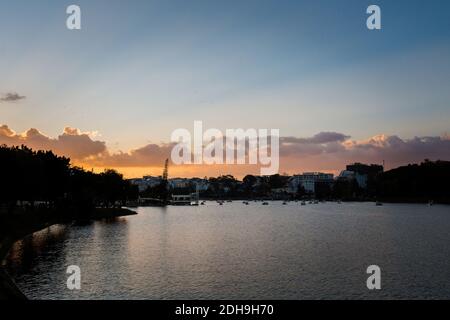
left=1, top=0, right=450, bottom=178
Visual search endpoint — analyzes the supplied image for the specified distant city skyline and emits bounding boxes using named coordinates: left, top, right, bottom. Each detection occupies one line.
left=1, top=0, right=450, bottom=178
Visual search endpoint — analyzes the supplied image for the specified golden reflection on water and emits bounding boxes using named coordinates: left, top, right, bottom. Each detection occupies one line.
left=6, top=225, right=69, bottom=272
left=5, top=218, right=127, bottom=276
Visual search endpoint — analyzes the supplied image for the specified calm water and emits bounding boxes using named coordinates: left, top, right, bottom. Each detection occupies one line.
left=3, top=202, right=450, bottom=300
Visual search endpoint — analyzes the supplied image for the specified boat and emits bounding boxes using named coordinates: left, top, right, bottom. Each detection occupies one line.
left=428, top=200, right=434, bottom=206
left=375, top=201, right=383, bottom=206
left=314, top=200, right=319, bottom=204
left=301, top=201, right=306, bottom=206
left=262, top=202, right=269, bottom=205
left=282, top=201, right=287, bottom=205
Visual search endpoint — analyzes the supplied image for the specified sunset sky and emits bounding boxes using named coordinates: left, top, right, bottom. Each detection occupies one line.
left=1, top=0, right=450, bottom=178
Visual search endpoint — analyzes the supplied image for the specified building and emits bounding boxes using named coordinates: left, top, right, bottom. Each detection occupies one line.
left=169, top=178, right=210, bottom=191
left=288, top=172, right=334, bottom=194
left=342, top=163, right=384, bottom=189
left=337, top=170, right=355, bottom=181
left=131, top=176, right=210, bottom=192
left=168, top=178, right=190, bottom=189
left=129, top=176, right=163, bottom=192
left=189, top=178, right=210, bottom=192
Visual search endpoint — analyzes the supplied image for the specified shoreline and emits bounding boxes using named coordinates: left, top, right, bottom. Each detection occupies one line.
left=198, top=198, right=450, bottom=205
left=0, top=207, right=137, bottom=300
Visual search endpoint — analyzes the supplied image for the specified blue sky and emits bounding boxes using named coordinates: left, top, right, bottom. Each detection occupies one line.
left=1, top=0, right=450, bottom=154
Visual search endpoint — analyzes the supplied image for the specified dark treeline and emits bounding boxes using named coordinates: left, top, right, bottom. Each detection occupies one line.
left=376, top=160, right=450, bottom=203
left=0, top=145, right=139, bottom=216
left=331, top=160, right=450, bottom=202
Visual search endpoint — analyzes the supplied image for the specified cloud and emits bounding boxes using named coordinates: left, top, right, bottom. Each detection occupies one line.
left=90, top=143, right=176, bottom=167
left=342, top=134, right=450, bottom=166
left=1, top=125, right=450, bottom=176
left=279, top=132, right=450, bottom=173
left=0, top=125, right=107, bottom=160
left=279, top=132, right=349, bottom=157
left=282, top=132, right=350, bottom=144
left=0, top=92, right=26, bottom=102
left=0, top=125, right=174, bottom=167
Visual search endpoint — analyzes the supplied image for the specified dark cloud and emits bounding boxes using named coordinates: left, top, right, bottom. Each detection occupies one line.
left=91, top=143, right=176, bottom=167
left=0, top=92, right=26, bottom=102
left=279, top=132, right=349, bottom=157
left=282, top=132, right=350, bottom=144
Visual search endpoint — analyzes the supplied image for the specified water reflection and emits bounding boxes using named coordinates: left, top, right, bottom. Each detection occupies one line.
left=5, top=225, right=69, bottom=276
left=4, top=203, right=450, bottom=299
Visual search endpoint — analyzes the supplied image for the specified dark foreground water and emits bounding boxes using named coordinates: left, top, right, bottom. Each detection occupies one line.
left=3, top=202, right=450, bottom=299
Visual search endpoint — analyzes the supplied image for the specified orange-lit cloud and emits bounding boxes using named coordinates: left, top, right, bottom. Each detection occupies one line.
left=0, top=125, right=106, bottom=160
left=1, top=125, right=450, bottom=179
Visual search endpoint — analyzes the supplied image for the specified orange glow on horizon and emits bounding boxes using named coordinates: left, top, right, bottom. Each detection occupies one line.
left=73, top=161, right=340, bottom=180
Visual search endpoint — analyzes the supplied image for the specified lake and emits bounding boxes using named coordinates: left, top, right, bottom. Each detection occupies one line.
left=4, top=202, right=450, bottom=299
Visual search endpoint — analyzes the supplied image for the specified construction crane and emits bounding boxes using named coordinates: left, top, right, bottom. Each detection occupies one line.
left=162, top=158, right=169, bottom=181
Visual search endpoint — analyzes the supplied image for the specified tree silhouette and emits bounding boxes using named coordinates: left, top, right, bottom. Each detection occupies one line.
left=0, top=145, right=138, bottom=215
